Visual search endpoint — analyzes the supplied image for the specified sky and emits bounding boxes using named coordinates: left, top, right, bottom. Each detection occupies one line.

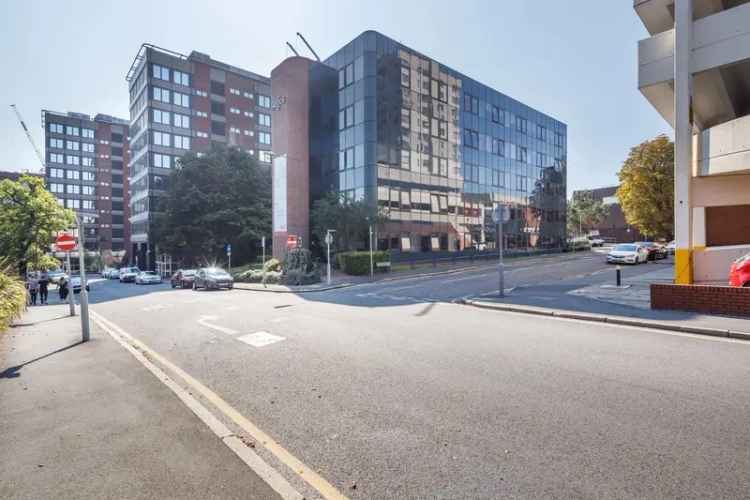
left=0, top=0, right=671, bottom=195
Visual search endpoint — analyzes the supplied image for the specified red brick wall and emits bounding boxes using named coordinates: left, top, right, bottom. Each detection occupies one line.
left=651, top=284, right=750, bottom=317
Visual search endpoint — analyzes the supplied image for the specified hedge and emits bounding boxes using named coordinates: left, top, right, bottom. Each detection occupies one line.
left=0, top=270, right=26, bottom=333
left=336, top=251, right=389, bottom=276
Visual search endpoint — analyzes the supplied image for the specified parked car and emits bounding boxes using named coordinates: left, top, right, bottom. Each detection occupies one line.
left=564, top=237, right=592, bottom=252
left=635, top=241, right=668, bottom=261
left=606, top=244, right=649, bottom=265
left=587, top=236, right=606, bottom=247
left=119, top=266, right=140, bottom=283
left=171, top=269, right=197, bottom=289
left=69, top=275, right=90, bottom=294
left=729, top=252, right=750, bottom=287
left=47, top=269, right=66, bottom=284
left=666, top=241, right=676, bottom=255
left=135, top=271, right=162, bottom=285
left=193, top=267, right=234, bottom=290
left=108, top=268, right=120, bottom=279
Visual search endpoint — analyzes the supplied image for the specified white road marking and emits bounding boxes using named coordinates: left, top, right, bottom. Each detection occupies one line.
left=237, top=331, right=286, bottom=348
left=142, top=304, right=168, bottom=312
left=90, top=312, right=306, bottom=500
left=197, top=315, right=238, bottom=335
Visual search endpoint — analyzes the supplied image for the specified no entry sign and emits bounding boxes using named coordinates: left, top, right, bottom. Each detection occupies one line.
left=286, top=235, right=299, bottom=249
left=55, top=233, right=77, bottom=252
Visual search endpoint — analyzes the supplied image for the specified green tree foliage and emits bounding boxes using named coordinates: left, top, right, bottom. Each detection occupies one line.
left=567, top=191, right=610, bottom=236
left=617, top=135, right=675, bottom=239
left=0, top=175, right=75, bottom=274
left=154, top=146, right=271, bottom=265
left=0, top=262, right=26, bottom=332
left=310, top=192, right=387, bottom=252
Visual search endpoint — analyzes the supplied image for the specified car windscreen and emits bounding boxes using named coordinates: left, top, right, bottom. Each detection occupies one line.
left=183, top=270, right=196, bottom=276
left=614, top=245, right=637, bottom=252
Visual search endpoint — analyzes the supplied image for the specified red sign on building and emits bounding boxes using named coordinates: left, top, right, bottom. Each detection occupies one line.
left=286, top=235, right=299, bottom=249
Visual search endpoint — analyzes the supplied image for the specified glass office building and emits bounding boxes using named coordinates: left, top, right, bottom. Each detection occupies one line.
left=272, top=31, right=567, bottom=254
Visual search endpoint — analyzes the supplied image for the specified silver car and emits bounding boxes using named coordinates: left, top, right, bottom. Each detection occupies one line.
left=135, top=271, right=162, bottom=285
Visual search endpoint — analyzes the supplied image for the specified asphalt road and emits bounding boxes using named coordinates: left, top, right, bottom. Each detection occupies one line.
left=86, top=251, right=750, bottom=498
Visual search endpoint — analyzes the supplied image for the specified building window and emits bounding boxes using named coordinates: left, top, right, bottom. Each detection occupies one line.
left=82, top=157, right=94, bottom=167
left=196, top=131, right=208, bottom=138
left=173, top=92, right=190, bottom=108
left=258, top=113, right=271, bottom=127
left=49, top=153, right=64, bottom=163
left=50, top=168, right=64, bottom=178
left=464, top=94, right=479, bottom=115
left=401, top=66, right=410, bottom=87
left=153, top=131, right=170, bottom=147
left=338, top=63, right=354, bottom=89
left=66, top=140, right=79, bottom=151
left=152, top=64, right=170, bottom=81
left=153, top=109, right=171, bottom=125
left=243, top=91, right=254, bottom=99
left=243, top=111, right=254, bottom=118
left=153, top=153, right=171, bottom=169
left=491, top=138, right=505, bottom=156
left=229, top=126, right=240, bottom=134
left=50, top=138, right=64, bottom=149
left=173, top=135, right=190, bottom=150
left=82, top=172, right=95, bottom=181
left=431, top=118, right=447, bottom=139
left=82, top=143, right=94, bottom=153
left=195, top=90, right=208, bottom=97
left=153, top=87, right=170, bottom=103
left=49, top=123, right=63, bottom=134
left=66, top=199, right=80, bottom=209
left=66, top=155, right=80, bottom=166
left=211, top=101, right=225, bottom=115
left=173, top=113, right=190, bottom=128
left=211, top=121, right=225, bottom=136
left=339, top=147, right=355, bottom=170
left=258, top=94, right=271, bottom=108
left=339, top=105, right=354, bottom=130
left=229, top=107, right=240, bottom=114
left=65, top=125, right=80, bottom=136
left=516, top=116, right=528, bottom=134
left=555, top=132, right=564, bottom=147
left=210, top=81, right=225, bottom=95
left=516, top=175, right=528, bottom=191
left=173, top=70, right=190, bottom=86
left=229, top=88, right=240, bottom=95
left=82, top=128, right=94, bottom=139
left=516, top=145, right=528, bottom=163
left=66, top=170, right=80, bottom=180
left=464, top=129, right=479, bottom=149
left=82, top=185, right=95, bottom=195
left=258, top=132, right=271, bottom=145
left=536, top=152, right=547, bottom=167
left=196, top=111, right=208, bottom=118
left=66, top=184, right=80, bottom=194
left=82, top=200, right=95, bottom=210
left=491, top=106, right=504, bottom=125
left=49, top=183, right=64, bottom=193
left=259, top=151, right=272, bottom=163
left=537, top=124, right=546, bottom=141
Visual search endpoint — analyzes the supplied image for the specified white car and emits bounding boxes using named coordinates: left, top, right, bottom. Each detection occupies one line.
left=69, top=275, right=90, bottom=293
left=588, top=237, right=606, bottom=247
left=119, top=267, right=140, bottom=283
left=135, top=271, right=162, bottom=285
left=666, top=240, right=676, bottom=255
left=606, top=244, right=649, bottom=265
left=108, top=268, right=120, bottom=279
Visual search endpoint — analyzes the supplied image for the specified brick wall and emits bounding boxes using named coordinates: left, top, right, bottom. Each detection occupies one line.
left=651, top=284, right=750, bottom=317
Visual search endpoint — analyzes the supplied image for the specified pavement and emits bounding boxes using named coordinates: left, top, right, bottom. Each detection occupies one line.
left=0, top=304, right=281, bottom=500
left=4, top=251, right=750, bottom=498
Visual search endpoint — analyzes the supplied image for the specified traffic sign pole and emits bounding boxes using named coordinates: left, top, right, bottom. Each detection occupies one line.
left=77, top=216, right=90, bottom=342
left=66, top=251, right=75, bottom=316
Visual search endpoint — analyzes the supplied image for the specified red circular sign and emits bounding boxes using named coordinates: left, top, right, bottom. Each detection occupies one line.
left=55, top=233, right=77, bottom=252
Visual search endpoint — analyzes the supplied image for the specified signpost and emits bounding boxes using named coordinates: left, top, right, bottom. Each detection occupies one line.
left=491, top=204, right=510, bottom=298
left=286, top=235, right=299, bottom=250
left=226, top=243, right=232, bottom=272
left=325, top=230, right=335, bottom=285
left=261, top=236, right=266, bottom=267
left=55, top=233, right=77, bottom=317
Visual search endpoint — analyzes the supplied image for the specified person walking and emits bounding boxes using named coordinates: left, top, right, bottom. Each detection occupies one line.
left=38, top=271, right=49, bottom=305
left=27, top=273, right=39, bottom=306
left=58, top=276, right=69, bottom=302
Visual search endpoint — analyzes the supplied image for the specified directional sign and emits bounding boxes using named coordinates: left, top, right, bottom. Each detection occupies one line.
left=226, top=243, right=232, bottom=255
left=491, top=205, right=510, bottom=224
left=55, top=233, right=77, bottom=252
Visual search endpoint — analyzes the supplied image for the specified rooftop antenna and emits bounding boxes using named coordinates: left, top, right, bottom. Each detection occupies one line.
left=296, top=32, right=320, bottom=62
left=285, top=42, right=300, bottom=57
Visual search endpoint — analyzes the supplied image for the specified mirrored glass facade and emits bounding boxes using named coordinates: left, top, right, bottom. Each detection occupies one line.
left=323, top=31, right=567, bottom=252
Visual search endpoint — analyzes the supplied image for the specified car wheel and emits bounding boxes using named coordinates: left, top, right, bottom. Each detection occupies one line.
left=193, top=281, right=197, bottom=291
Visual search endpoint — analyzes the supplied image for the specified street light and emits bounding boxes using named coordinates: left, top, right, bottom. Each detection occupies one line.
left=325, top=230, right=336, bottom=285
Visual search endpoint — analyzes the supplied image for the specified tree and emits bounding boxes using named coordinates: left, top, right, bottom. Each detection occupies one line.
left=567, top=190, right=610, bottom=237
left=310, top=192, right=387, bottom=252
left=153, top=146, right=271, bottom=265
left=0, top=175, right=75, bottom=274
left=617, top=135, right=674, bottom=239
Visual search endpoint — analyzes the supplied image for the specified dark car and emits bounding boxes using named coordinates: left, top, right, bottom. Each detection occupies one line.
left=635, top=241, right=668, bottom=261
left=171, top=269, right=197, bottom=289
left=193, top=267, right=234, bottom=291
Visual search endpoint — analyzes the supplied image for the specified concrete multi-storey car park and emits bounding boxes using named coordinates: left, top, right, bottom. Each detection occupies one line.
left=42, top=110, right=131, bottom=260
left=125, top=44, right=272, bottom=269
left=636, top=0, right=750, bottom=283
left=271, top=31, right=567, bottom=258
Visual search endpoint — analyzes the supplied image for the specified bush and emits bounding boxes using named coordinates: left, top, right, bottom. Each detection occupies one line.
left=234, top=269, right=282, bottom=284
left=0, top=269, right=26, bottom=333
left=263, top=258, right=281, bottom=273
left=282, top=249, right=320, bottom=285
left=336, top=251, right=389, bottom=276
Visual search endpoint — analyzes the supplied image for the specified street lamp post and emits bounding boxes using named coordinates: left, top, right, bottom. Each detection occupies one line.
left=368, top=224, right=374, bottom=280
left=325, top=230, right=336, bottom=285
left=74, top=213, right=95, bottom=342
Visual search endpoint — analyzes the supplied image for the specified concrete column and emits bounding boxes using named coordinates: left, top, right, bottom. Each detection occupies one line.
left=674, top=0, right=694, bottom=284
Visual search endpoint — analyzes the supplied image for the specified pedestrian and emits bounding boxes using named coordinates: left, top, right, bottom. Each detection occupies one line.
left=58, top=276, right=69, bottom=302
left=38, top=271, right=49, bottom=305
left=27, top=273, right=39, bottom=306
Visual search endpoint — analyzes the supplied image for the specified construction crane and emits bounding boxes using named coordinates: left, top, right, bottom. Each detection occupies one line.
left=10, top=104, right=45, bottom=173
left=296, top=32, right=320, bottom=62
left=285, top=42, right=300, bottom=57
